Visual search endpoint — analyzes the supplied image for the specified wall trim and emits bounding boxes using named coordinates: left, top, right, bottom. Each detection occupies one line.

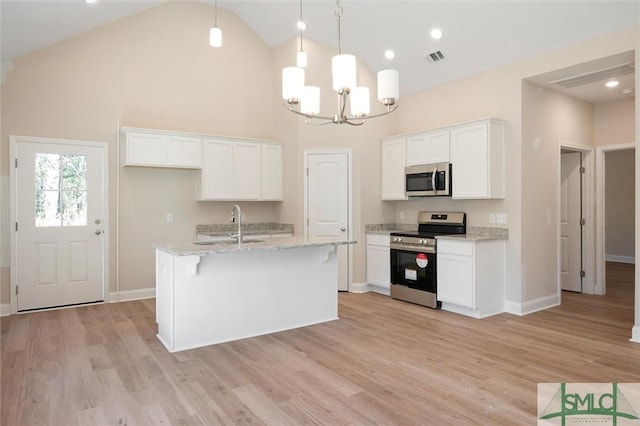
left=0, top=303, right=11, bottom=317
left=369, top=283, right=391, bottom=297
left=109, top=287, right=156, bottom=303
left=349, top=282, right=370, bottom=293
left=504, top=294, right=560, bottom=316
left=631, top=326, right=640, bottom=344
left=605, top=255, right=635, bottom=264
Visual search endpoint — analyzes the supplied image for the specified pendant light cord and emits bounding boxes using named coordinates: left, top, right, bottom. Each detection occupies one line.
left=335, top=0, right=343, bottom=55
left=299, top=0, right=304, bottom=50
left=214, top=0, right=218, bottom=27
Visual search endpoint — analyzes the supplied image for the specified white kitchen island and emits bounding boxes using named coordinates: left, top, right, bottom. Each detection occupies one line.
left=154, top=237, right=355, bottom=352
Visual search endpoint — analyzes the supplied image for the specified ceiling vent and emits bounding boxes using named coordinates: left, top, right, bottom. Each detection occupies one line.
left=425, top=51, right=445, bottom=64
left=549, top=62, right=635, bottom=88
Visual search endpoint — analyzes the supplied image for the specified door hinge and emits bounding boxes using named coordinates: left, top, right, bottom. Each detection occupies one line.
left=15, top=222, right=18, bottom=231
left=15, top=286, right=18, bottom=295
left=306, top=168, right=309, bottom=176
left=580, top=218, right=585, bottom=226
left=14, top=158, right=18, bottom=168
left=580, top=166, right=585, bottom=174
left=580, top=270, right=586, bottom=278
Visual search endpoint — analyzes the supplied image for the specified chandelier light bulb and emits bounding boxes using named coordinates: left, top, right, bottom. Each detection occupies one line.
left=209, top=27, right=222, bottom=47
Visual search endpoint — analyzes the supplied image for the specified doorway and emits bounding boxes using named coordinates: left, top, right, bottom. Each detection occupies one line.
left=595, top=144, right=636, bottom=296
left=303, top=150, right=352, bottom=291
left=558, top=144, right=594, bottom=296
left=10, top=136, right=108, bottom=312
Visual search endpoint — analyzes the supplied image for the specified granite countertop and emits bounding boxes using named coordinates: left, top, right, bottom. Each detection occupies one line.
left=366, top=224, right=508, bottom=240
left=196, top=222, right=294, bottom=237
left=155, top=236, right=356, bottom=257
left=437, top=227, right=508, bottom=241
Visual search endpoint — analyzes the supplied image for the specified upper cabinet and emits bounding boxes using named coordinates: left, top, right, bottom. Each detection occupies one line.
left=122, top=128, right=201, bottom=169
left=450, top=119, right=505, bottom=199
left=405, top=130, right=450, bottom=166
left=196, top=138, right=283, bottom=201
left=380, top=118, right=506, bottom=200
left=381, top=138, right=407, bottom=200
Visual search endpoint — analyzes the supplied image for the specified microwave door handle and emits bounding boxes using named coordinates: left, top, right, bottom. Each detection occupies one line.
left=432, top=166, right=437, bottom=194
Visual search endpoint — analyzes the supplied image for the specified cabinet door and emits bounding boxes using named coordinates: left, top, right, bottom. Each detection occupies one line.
left=202, top=139, right=234, bottom=199
left=167, top=135, right=201, bottom=168
left=366, top=244, right=390, bottom=287
left=424, top=130, right=450, bottom=163
left=261, top=143, right=283, bottom=200
left=451, top=122, right=489, bottom=199
left=233, top=141, right=261, bottom=200
left=437, top=241, right=475, bottom=308
left=126, top=132, right=167, bottom=166
left=406, top=134, right=428, bottom=166
left=381, top=138, right=407, bottom=200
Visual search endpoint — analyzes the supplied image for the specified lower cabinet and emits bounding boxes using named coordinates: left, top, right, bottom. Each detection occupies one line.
left=366, top=233, right=390, bottom=294
left=437, top=238, right=505, bottom=318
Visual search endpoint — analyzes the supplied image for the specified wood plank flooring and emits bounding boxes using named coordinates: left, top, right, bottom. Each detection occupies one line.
left=2, top=263, right=638, bottom=425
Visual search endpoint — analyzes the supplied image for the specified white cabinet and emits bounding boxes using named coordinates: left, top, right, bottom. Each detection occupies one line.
left=381, top=138, right=407, bottom=200
left=405, top=130, right=450, bottom=166
left=450, top=119, right=505, bottom=199
left=437, top=238, right=505, bottom=318
left=366, top=234, right=391, bottom=294
left=261, top=143, right=283, bottom=201
left=122, top=128, right=201, bottom=168
left=197, top=138, right=283, bottom=201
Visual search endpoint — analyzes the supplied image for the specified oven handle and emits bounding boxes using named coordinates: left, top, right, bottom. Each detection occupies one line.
left=390, top=245, right=436, bottom=253
left=432, top=166, right=437, bottom=194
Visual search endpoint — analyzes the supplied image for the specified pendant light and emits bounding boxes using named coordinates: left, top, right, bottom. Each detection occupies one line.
left=209, top=0, right=222, bottom=48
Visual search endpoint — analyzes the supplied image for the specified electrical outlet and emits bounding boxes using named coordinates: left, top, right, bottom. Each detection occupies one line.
left=166, top=213, right=173, bottom=223
left=496, top=213, right=507, bottom=224
left=399, top=211, right=406, bottom=220
left=489, top=213, right=496, bottom=224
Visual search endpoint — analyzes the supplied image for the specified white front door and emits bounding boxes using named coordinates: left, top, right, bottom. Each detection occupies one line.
left=560, top=151, right=582, bottom=292
left=12, top=136, right=108, bottom=311
left=305, top=151, right=350, bottom=291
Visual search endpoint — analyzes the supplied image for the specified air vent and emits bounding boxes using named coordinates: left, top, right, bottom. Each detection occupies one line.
left=549, top=62, right=635, bottom=88
left=425, top=50, right=445, bottom=64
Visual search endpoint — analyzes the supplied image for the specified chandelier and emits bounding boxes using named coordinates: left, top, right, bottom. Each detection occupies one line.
left=281, top=0, right=399, bottom=126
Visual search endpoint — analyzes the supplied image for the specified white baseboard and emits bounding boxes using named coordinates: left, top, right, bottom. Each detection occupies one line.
left=349, top=282, right=370, bottom=293
left=504, top=294, right=560, bottom=316
left=605, top=255, right=635, bottom=264
left=109, top=287, right=156, bottom=303
left=369, top=283, right=390, bottom=296
left=631, top=326, right=640, bottom=344
left=0, top=303, right=11, bottom=317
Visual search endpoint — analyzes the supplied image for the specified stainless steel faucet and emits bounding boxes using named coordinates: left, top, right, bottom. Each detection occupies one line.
left=231, top=204, right=243, bottom=243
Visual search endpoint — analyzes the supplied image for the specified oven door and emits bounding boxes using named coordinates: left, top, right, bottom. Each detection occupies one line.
left=390, top=245, right=437, bottom=293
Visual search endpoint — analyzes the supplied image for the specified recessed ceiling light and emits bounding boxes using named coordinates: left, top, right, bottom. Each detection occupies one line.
left=384, top=50, right=395, bottom=60
left=297, top=20, right=306, bottom=31
left=605, top=80, right=620, bottom=88
left=85, top=0, right=98, bottom=3
left=430, top=28, right=443, bottom=40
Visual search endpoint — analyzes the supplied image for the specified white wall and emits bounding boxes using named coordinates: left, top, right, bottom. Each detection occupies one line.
left=605, top=150, right=636, bottom=261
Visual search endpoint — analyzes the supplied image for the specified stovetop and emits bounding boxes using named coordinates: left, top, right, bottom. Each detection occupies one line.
left=390, top=230, right=458, bottom=239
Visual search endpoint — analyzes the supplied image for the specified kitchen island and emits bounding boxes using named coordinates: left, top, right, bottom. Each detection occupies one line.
left=154, top=237, right=355, bottom=352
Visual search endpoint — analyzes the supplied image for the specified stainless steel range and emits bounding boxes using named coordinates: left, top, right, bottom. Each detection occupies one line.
left=390, top=211, right=466, bottom=308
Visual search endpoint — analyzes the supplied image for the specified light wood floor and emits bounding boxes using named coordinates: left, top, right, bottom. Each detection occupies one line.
left=2, top=263, right=638, bottom=425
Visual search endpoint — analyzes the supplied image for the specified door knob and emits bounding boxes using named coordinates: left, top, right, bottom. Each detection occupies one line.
left=341, top=227, right=346, bottom=232
left=95, top=230, right=103, bottom=235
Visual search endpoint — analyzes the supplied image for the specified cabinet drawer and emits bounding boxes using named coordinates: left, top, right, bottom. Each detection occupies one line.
left=366, top=233, right=390, bottom=246
left=438, top=240, right=472, bottom=256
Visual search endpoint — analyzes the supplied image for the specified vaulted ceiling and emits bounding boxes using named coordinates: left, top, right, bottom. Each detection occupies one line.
left=1, top=1, right=638, bottom=102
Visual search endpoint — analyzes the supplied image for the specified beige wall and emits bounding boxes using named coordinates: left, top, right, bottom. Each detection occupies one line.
left=521, top=82, right=594, bottom=300
left=594, top=98, right=636, bottom=146
left=605, top=149, right=636, bottom=260
left=1, top=2, right=279, bottom=300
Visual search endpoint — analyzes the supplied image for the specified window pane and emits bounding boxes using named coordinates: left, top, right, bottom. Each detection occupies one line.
left=35, top=190, right=61, bottom=227
left=62, top=190, right=87, bottom=226
left=35, top=153, right=60, bottom=190
left=61, top=155, right=87, bottom=190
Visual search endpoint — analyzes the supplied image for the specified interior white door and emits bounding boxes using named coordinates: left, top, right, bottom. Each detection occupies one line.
left=560, top=151, right=583, bottom=292
left=14, top=137, right=107, bottom=311
left=306, top=152, right=349, bottom=291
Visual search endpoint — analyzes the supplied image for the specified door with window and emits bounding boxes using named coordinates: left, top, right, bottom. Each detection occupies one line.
left=12, top=136, right=107, bottom=311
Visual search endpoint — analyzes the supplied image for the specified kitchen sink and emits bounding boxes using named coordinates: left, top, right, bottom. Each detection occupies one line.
left=193, top=239, right=265, bottom=245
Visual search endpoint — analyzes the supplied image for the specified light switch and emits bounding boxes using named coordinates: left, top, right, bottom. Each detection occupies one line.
left=489, top=213, right=496, bottom=224
left=496, top=213, right=507, bottom=224
left=166, top=213, right=173, bottom=223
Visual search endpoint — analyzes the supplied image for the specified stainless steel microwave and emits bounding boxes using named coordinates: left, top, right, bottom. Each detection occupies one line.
left=405, top=163, right=452, bottom=197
